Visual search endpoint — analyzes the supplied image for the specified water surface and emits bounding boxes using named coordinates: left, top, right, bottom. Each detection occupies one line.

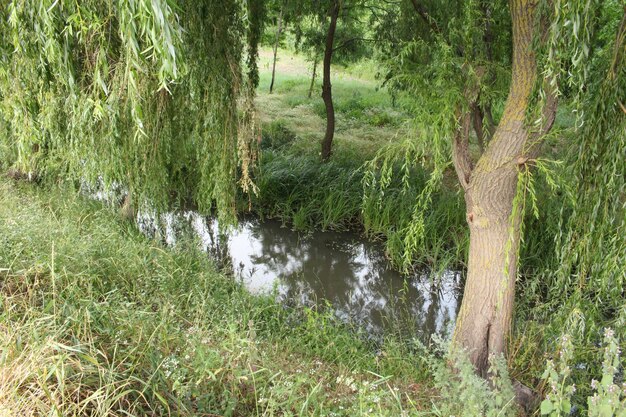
left=139, top=211, right=462, bottom=339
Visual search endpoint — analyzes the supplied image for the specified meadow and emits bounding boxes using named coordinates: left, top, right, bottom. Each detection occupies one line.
left=1, top=45, right=622, bottom=417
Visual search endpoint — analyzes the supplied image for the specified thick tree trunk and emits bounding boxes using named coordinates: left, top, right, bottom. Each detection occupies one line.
left=320, top=0, right=339, bottom=161
left=269, top=6, right=284, bottom=94
left=452, top=0, right=547, bottom=377
left=308, top=55, right=319, bottom=99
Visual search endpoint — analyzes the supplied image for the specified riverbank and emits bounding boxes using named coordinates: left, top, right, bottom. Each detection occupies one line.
left=249, top=48, right=562, bottom=274
left=250, top=48, right=468, bottom=271
left=0, top=178, right=435, bottom=416
left=0, top=179, right=525, bottom=416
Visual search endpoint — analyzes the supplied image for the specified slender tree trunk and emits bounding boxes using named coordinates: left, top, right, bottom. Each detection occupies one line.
left=452, top=0, right=555, bottom=377
left=269, top=6, right=284, bottom=94
left=320, top=0, right=339, bottom=161
left=308, top=54, right=319, bottom=99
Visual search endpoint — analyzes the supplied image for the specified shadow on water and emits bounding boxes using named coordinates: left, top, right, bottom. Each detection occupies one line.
left=138, top=210, right=462, bottom=341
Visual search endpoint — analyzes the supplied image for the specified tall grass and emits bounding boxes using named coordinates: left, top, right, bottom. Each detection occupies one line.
left=0, top=179, right=436, bottom=416
left=248, top=134, right=468, bottom=272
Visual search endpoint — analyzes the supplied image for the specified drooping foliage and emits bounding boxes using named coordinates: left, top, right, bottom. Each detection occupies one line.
left=363, top=0, right=513, bottom=271
left=524, top=0, right=626, bottom=395
left=0, top=0, right=261, bottom=222
left=246, top=0, right=267, bottom=90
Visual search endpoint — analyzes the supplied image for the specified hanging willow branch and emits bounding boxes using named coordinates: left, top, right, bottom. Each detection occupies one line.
left=0, top=0, right=260, bottom=223
left=553, top=3, right=626, bottom=318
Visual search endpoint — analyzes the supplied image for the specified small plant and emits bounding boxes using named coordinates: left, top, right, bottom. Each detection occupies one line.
left=540, top=329, right=625, bottom=417
left=587, top=328, right=625, bottom=417
left=426, top=338, right=518, bottom=417
left=368, top=110, right=395, bottom=127
left=540, top=334, right=577, bottom=416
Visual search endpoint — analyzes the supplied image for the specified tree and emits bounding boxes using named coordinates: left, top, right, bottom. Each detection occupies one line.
left=368, top=0, right=520, bottom=373
left=269, top=4, right=285, bottom=94
left=0, top=0, right=263, bottom=223
left=292, top=0, right=376, bottom=161
left=321, top=0, right=340, bottom=161
left=450, top=0, right=558, bottom=377
left=367, top=0, right=564, bottom=382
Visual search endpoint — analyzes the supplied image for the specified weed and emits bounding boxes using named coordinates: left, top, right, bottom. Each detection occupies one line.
left=539, top=329, right=626, bottom=417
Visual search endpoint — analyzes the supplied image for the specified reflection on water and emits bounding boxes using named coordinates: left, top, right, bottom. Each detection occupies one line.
left=138, top=211, right=462, bottom=339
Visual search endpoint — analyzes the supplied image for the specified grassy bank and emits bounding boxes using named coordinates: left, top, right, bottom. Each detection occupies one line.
left=1, top=179, right=622, bottom=416
left=249, top=48, right=468, bottom=271
left=0, top=179, right=444, bottom=416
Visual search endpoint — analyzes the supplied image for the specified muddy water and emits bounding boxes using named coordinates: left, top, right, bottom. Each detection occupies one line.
left=138, top=211, right=462, bottom=340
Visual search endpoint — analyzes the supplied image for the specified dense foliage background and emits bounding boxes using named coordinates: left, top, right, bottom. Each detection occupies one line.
left=0, top=0, right=624, bottom=415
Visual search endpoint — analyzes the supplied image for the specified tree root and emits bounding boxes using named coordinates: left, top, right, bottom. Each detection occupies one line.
left=513, top=379, right=539, bottom=415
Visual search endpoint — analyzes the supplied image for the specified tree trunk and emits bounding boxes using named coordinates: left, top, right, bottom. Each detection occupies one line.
left=308, top=54, right=319, bottom=99
left=452, top=0, right=549, bottom=377
left=269, top=6, right=284, bottom=94
left=471, top=103, right=486, bottom=152
left=320, top=0, right=339, bottom=161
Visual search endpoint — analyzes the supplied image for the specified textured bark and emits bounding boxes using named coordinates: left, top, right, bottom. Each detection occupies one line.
left=269, top=6, right=284, bottom=94
left=308, top=55, right=319, bottom=99
left=452, top=0, right=555, bottom=377
left=321, top=0, right=339, bottom=161
left=471, top=102, right=486, bottom=152
left=452, top=110, right=474, bottom=190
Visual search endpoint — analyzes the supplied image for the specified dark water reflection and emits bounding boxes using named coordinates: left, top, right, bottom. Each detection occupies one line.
left=138, top=211, right=462, bottom=340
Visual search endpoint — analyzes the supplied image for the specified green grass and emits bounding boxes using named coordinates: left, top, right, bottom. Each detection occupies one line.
left=251, top=48, right=467, bottom=271
left=244, top=144, right=467, bottom=272
left=0, top=179, right=437, bottom=416
left=256, top=48, right=410, bottom=159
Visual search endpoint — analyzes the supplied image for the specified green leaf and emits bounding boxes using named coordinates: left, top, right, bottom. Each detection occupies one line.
left=598, top=403, right=612, bottom=417
left=540, top=399, right=553, bottom=415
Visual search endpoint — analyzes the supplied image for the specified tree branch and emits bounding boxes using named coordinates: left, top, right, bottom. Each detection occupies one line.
left=452, top=110, right=474, bottom=190
left=471, top=102, right=486, bottom=153
left=483, top=104, right=496, bottom=136
left=332, top=37, right=375, bottom=53
left=527, top=81, right=558, bottom=156
left=409, top=0, right=440, bottom=35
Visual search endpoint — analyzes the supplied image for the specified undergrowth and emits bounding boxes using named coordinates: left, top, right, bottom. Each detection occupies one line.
left=247, top=140, right=467, bottom=272
left=2, top=177, right=617, bottom=416
left=0, top=179, right=435, bottom=416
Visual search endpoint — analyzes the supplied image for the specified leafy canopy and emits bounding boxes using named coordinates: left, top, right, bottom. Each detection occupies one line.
left=0, top=0, right=263, bottom=221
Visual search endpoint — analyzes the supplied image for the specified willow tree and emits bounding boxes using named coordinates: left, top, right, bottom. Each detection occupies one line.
left=0, top=0, right=264, bottom=222
left=365, top=0, right=614, bottom=381
left=525, top=0, right=626, bottom=399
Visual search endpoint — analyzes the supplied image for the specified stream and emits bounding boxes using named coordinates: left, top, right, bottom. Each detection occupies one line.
left=137, top=210, right=462, bottom=340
